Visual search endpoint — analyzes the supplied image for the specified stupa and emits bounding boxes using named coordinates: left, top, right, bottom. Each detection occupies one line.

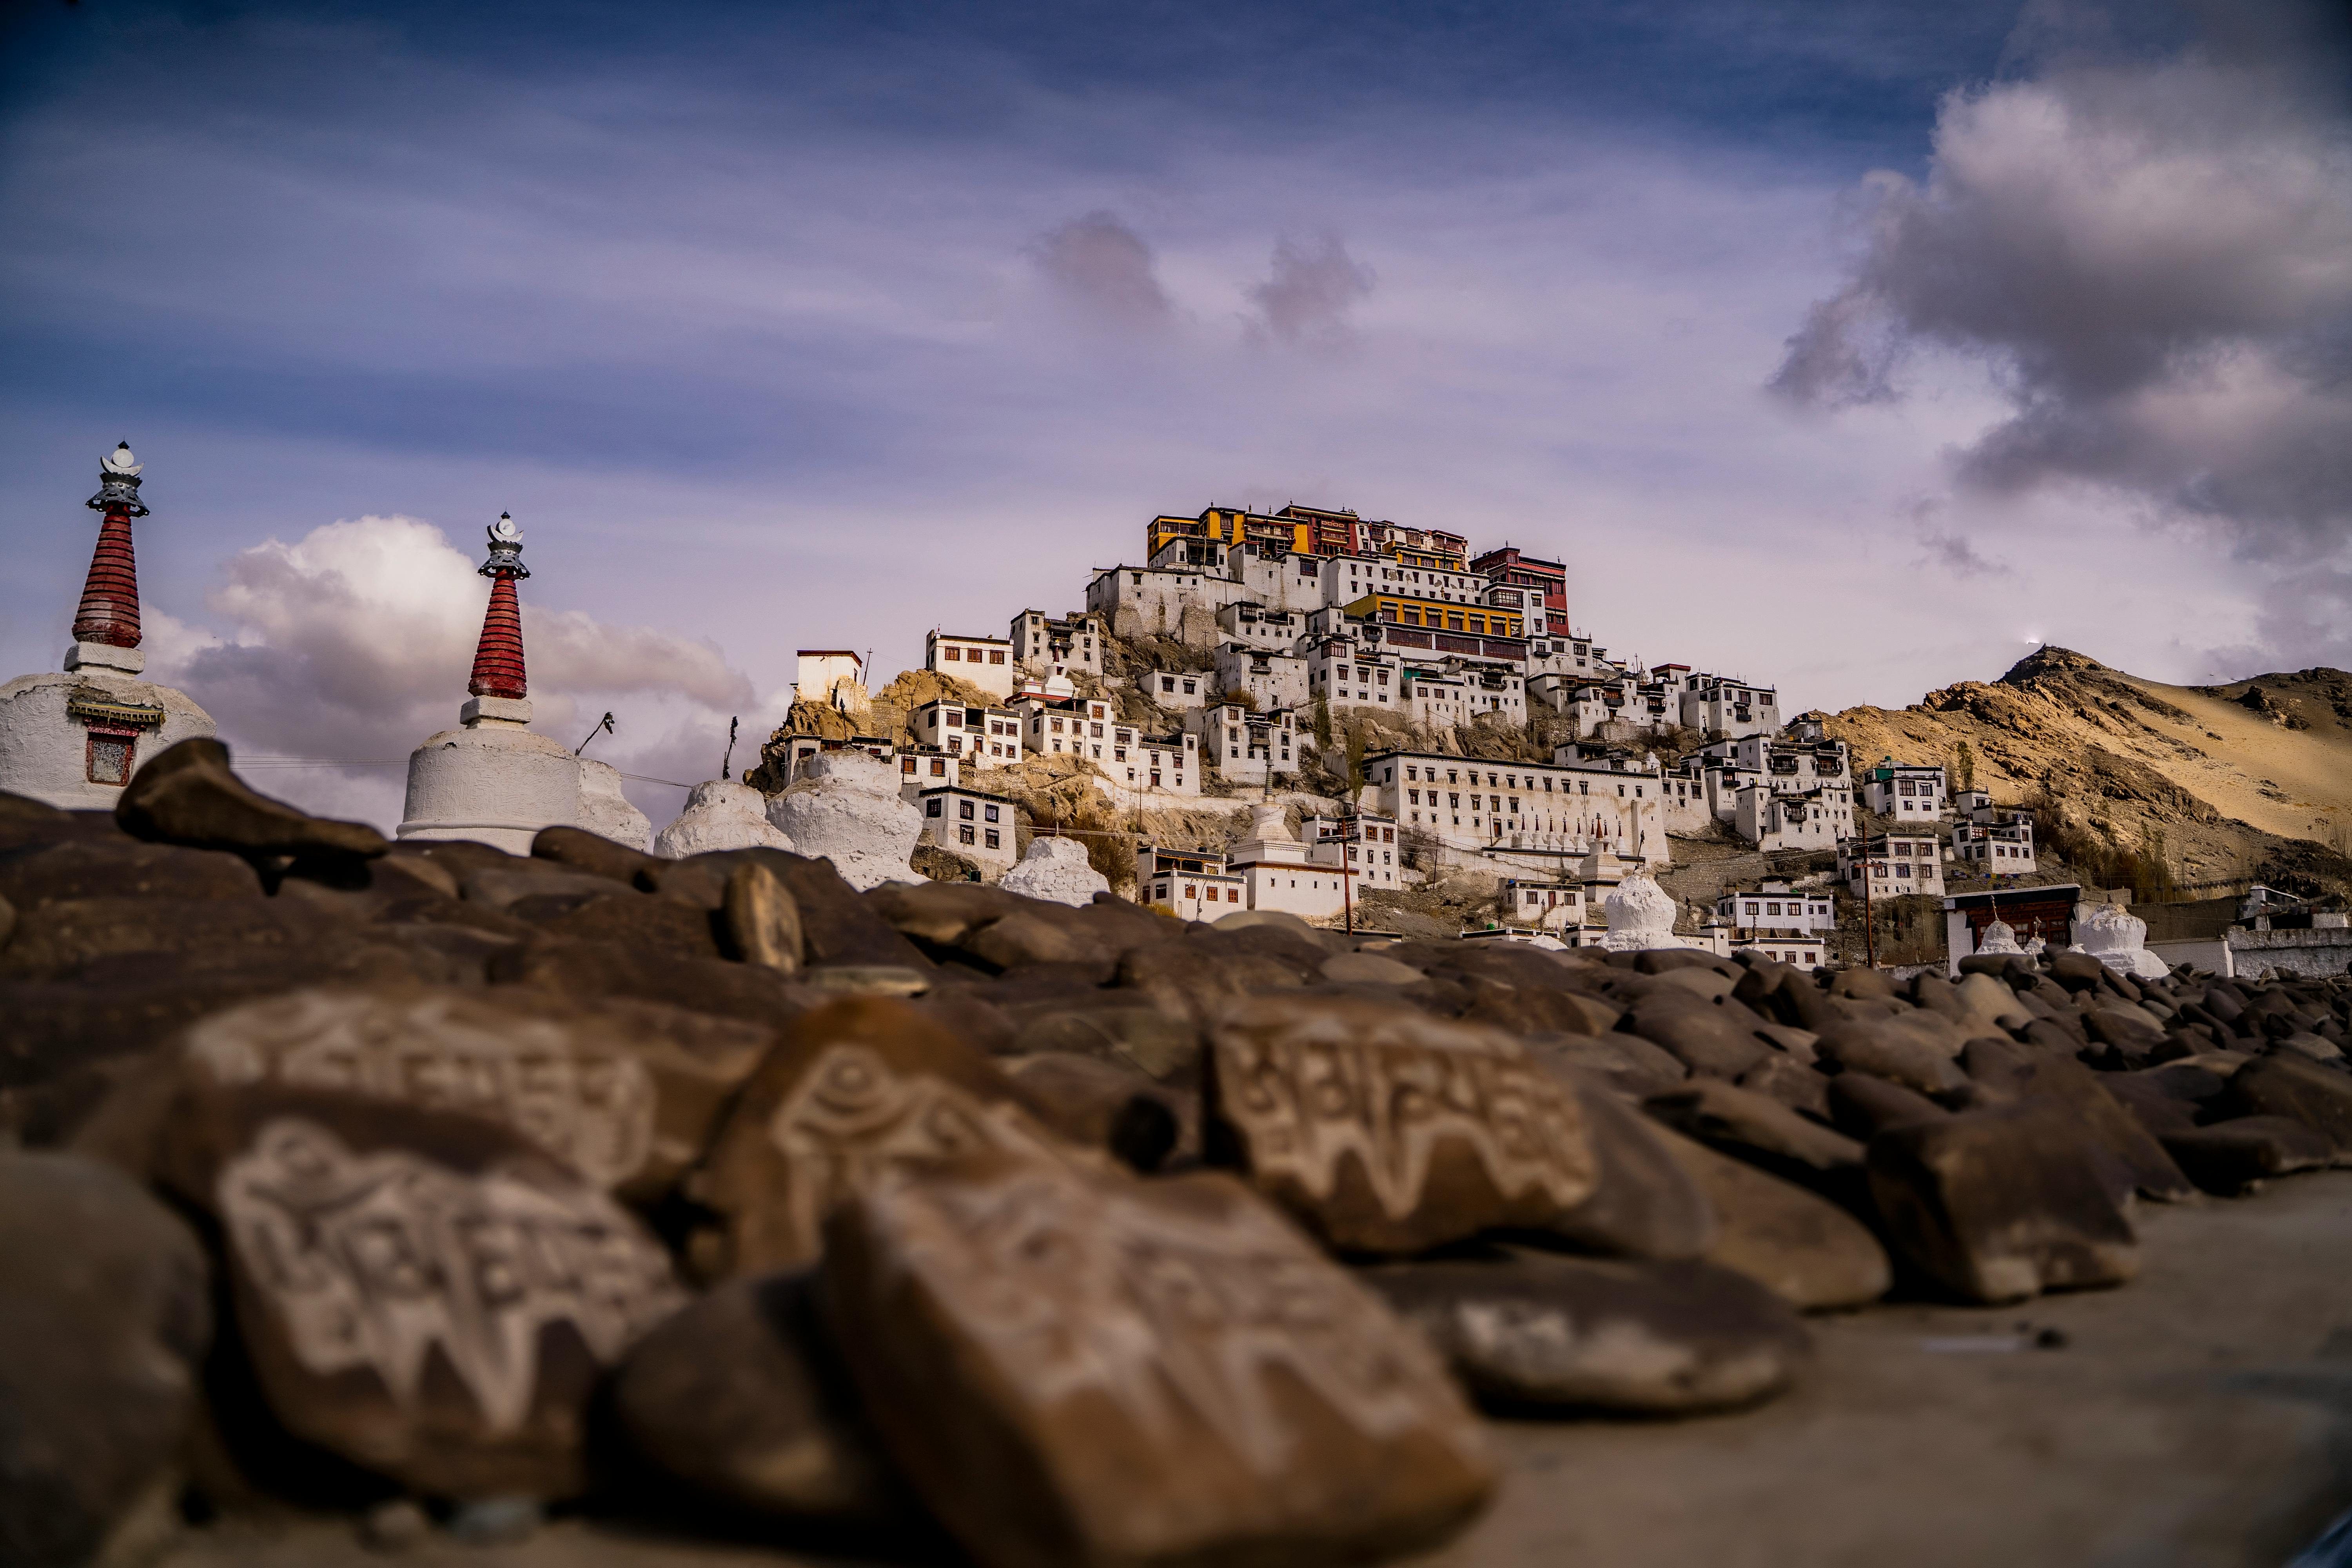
left=395, top=514, right=582, bottom=853
left=1598, top=863, right=1690, bottom=952
left=0, top=443, right=215, bottom=808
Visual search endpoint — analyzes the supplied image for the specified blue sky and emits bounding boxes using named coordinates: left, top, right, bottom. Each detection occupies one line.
left=3, top=0, right=2346, bottom=828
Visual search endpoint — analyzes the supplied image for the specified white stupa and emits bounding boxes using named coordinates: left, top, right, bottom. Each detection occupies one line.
left=0, top=444, right=216, bottom=809
left=395, top=515, right=582, bottom=855
left=2071, top=900, right=2171, bottom=980
left=656, top=778, right=794, bottom=858
left=765, top=750, right=918, bottom=888
left=1974, top=917, right=2026, bottom=957
left=1000, top=835, right=1110, bottom=906
left=577, top=757, right=652, bottom=852
left=1598, top=863, right=1690, bottom=952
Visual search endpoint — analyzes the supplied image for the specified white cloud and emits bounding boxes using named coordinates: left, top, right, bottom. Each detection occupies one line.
left=147, top=516, right=772, bottom=830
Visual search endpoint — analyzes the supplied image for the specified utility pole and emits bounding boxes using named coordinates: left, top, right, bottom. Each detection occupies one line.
left=720, top=716, right=739, bottom=782
left=1858, top=829, right=1877, bottom=968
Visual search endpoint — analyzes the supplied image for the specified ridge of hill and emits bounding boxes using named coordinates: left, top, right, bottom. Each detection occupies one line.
left=1815, top=647, right=2352, bottom=898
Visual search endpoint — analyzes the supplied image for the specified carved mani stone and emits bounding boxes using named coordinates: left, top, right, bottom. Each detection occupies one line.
left=1206, top=995, right=1597, bottom=1254
left=823, top=1152, right=1495, bottom=1568
left=685, top=996, right=1074, bottom=1279
left=178, top=986, right=772, bottom=1204
left=158, top=1085, right=685, bottom=1499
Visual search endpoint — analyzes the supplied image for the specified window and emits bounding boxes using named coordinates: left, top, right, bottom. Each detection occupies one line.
left=930, top=759, right=947, bottom=776
left=901, top=757, right=916, bottom=774
left=958, top=800, right=975, bottom=819
left=990, top=650, right=1005, bottom=664
left=956, top=824, right=976, bottom=845
left=85, top=730, right=135, bottom=786
left=984, top=829, right=1000, bottom=849
left=926, top=799, right=943, bottom=817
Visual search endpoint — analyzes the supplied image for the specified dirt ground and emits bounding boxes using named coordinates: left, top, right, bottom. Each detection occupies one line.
left=151, top=1174, right=2352, bottom=1568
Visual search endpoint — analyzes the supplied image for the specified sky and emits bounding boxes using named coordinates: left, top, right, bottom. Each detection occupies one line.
left=2, top=0, right=2347, bottom=831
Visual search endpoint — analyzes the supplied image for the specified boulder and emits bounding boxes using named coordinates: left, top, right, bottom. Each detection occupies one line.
left=1362, top=1255, right=1809, bottom=1414
left=1541, top=1067, right=1718, bottom=1261
left=171, top=986, right=772, bottom=1203
left=613, top=1270, right=894, bottom=1522
left=1319, top=951, right=1425, bottom=986
left=719, top=858, right=804, bottom=975
left=1205, top=994, right=1598, bottom=1254
left=764, top=753, right=920, bottom=891
left=1866, top=1105, right=2140, bottom=1304
left=530, top=823, right=664, bottom=887
left=116, top=737, right=387, bottom=860
left=655, top=779, right=795, bottom=859
left=1958, top=1037, right=2194, bottom=1203
left=1811, top=1015, right=1971, bottom=1100
left=1618, top=995, right=1772, bottom=1080
left=154, top=1085, right=685, bottom=1499
left=1642, top=1079, right=1866, bottom=1179
left=822, top=1152, right=1495, bottom=1568
left=685, top=997, right=1073, bottom=1279
left=2221, top=1054, right=2352, bottom=1161
left=0, top=1153, right=212, bottom=1566
left=1651, top=1127, right=1891, bottom=1310
left=2160, top=1117, right=2336, bottom=1194
left=997, top=835, right=1111, bottom=907
left=1002, top=1051, right=1188, bottom=1172
left=0, top=837, right=263, bottom=909
left=487, top=935, right=809, bottom=1030
left=1525, top=1031, right=1687, bottom=1099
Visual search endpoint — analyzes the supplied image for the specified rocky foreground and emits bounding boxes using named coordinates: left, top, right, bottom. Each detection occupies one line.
left=5, top=740, right=2351, bottom=1567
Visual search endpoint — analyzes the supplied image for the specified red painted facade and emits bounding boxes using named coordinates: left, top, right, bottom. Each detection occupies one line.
left=468, top=573, right=528, bottom=699
left=73, top=508, right=142, bottom=648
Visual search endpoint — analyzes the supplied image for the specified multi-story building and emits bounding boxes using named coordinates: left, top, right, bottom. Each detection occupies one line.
left=1839, top=832, right=1947, bottom=898
left=1303, top=811, right=1403, bottom=895
left=1214, top=602, right=1305, bottom=652
left=768, top=730, right=894, bottom=784
left=1303, top=636, right=1401, bottom=712
left=1731, top=931, right=1827, bottom=968
left=1691, top=732, right=1853, bottom=828
left=1211, top=643, right=1308, bottom=713
left=917, top=786, right=1019, bottom=878
left=923, top=632, right=1015, bottom=701
left=1108, top=729, right=1199, bottom=797
left=1737, top=784, right=1847, bottom=851
left=1085, top=556, right=1250, bottom=643
left=895, top=748, right=962, bottom=797
left=1715, top=880, right=1836, bottom=934
left=1950, top=789, right=2038, bottom=874
left=1138, top=844, right=1246, bottom=919
left=1364, top=750, right=1670, bottom=864
left=1471, top=545, right=1567, bottom=630
left=1862, top=759, right=1948, bottom=819
left=1403, top=660, right=1524, bottom=728
left=1009, top=609, right=1105, bottom=679
left=1138, top=668, right=1213, bottom=709
left=1680, top=675, right=1779, bottom=739
left=909, top=699, right=1024, bottom=765
left=1011, top=693, right=1116, bottom=761
left=1187, top=703, right=1298, bottom=785
left=1498, top=878, right=1587, bottom=933
left=1223, top=807, right=1356, bottom=921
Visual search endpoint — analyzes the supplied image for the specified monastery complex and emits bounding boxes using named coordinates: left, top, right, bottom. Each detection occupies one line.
left=27, top=454, right=2267, bottom=974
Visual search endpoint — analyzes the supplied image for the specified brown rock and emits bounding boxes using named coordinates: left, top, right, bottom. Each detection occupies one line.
left=1205, top=994, right=1597, bottom=1254
left=117, top=738, right=386, bottom=860
left=0, top=837, right=264, bottom=909
left=2160, top=1117, right=2335, bottom=1194
left=1114, top=940, right=1305, bottom=1025
left=1866, top=1105, right=2140, bottom=1304
left=524, top=892, right=725, bottom=960
left=458, top=864, right=624, bottom=911
left=823, top=1152, right=1494, bottom=1568
left=1003, top=1051, right=1190, bottom=1172
left=1958, top=1037, right=2194, bottom=1202
left=863, top=878, right=1022, bottom=946
left=1651, top=1127, right=1891, bottom=1310
left=1812, top=1016, right=1970, bottom=1100
left=1008, top=1001, right=1203, bottom=1082
left=1458, top=975, right=1625, bottom=1038
left=1363, top=1254, right=1808, bottom=1414
left=1826, top=1073, right=1951, bottom=1141
left=172, top=986, right=771, bottom=1202
left=530, top=824, right=664, bottom=886
left=1643, top=1079, right=1866, bottom=1176
left=2221, top=1055, right=2352, bottom=1161
left=1524, top=1031, right=1686, bottom=1098
left=488, top=935, right=808, bottom=1029
left=721, top=859, right=804, bottom=974
left=0, top=1152, right=213, bottom=1566
left=1540, top=1067, right=1717, bottom=1261
left=687, top=997, right=1073, bottom=1278
left=1618, top=995, right=1772, bottom=1079
left=1318, top=951, right=1424, bottom=986
left=155, top=1084, right=684, bottom=1498
left=1738, top=1053, right=1832, bottom=1120
left=0, top=895, right=343, bottom=980
left=613, top=1270, right=893, bottom=1521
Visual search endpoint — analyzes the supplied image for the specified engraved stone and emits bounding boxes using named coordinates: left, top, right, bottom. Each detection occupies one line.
left=686, top=996, right=1074, bottom=1278
left=1206, top=995, right=1598, bottom=1253
left=824, top=1151, right=1495, bottom=1568
left=179, top=986, right=771, bottom=1202
left=158, top=1087, right=685, bottom=1497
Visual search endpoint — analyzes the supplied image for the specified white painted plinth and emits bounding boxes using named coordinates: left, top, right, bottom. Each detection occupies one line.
left=0, top=666, right=215, bottom=811
left=397, top=721, right=581, bottom=855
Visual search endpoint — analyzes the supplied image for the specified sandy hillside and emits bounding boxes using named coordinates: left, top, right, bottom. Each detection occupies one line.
left=1817, top=648, right=2352, bottom=894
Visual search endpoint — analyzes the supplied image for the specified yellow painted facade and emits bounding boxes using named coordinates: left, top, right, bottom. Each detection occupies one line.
left=1148, top=507, right=1314, bottom=560
left=1344, top=593, right=1523, bottom=637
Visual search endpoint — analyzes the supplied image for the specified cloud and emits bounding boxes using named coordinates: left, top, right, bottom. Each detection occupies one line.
left=147, top=516, right=767, bottom=829
left=1772, top=0, right=2352, bottom=665
left=1029, top=211, right=1173, bottom=328
left=1918, top=528, right=2012, bottom=578
left=1247, top=233, right=1376, bottom=350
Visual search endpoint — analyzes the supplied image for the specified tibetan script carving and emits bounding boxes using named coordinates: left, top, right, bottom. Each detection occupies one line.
left=218, top=1117, right=682, bottom=1434
left=1210, top=995, right=1596, bottom=1251
left=189, top=990, right=659, bottom=1190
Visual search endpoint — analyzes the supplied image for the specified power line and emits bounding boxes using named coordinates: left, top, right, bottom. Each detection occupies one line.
left=233, top=756, right=698, bottom=789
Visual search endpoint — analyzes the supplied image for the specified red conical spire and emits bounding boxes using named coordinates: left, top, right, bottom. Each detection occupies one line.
left=467, top=512, right=530, bottom=701
left=74, top=442, right=148, bottom=649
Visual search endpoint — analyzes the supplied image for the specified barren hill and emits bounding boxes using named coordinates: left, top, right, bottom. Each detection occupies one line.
left=1815, top=648, right=2352, bottom=898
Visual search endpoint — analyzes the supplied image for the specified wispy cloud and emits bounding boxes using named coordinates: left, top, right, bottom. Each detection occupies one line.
left=1246, top=234, right=1376, bottom=351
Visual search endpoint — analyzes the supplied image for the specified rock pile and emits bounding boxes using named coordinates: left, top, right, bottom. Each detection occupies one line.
left=4, top=739, right=2350, bottom=1563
